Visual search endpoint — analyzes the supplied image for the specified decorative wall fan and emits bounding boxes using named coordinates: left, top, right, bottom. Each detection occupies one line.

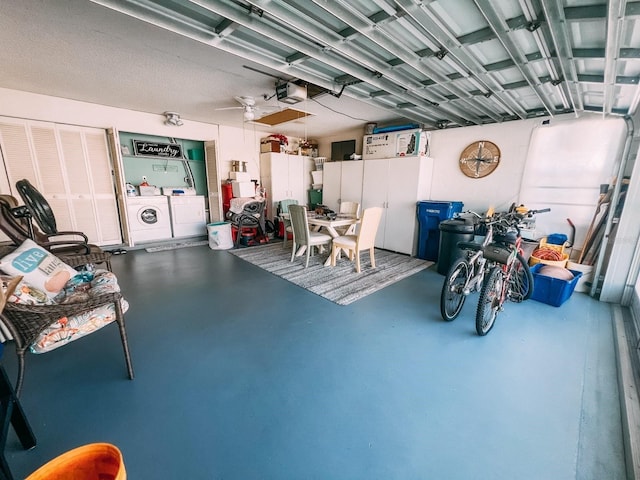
left=215, top=96, right=279, bottom=122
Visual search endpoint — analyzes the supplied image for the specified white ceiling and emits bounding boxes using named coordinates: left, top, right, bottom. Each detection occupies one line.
left=1, top=0, right=638, bottom=138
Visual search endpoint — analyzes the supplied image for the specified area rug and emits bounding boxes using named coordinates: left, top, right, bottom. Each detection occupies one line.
left=145, top=240, right=208, bottom=252
left=228, top=242, right=433, bottom=305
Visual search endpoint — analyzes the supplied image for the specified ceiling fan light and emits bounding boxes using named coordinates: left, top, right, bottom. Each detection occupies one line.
left=244, top=110, right=255, bottom=121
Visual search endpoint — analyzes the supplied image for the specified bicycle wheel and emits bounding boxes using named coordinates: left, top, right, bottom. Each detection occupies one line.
left=476, top=266, right=502, bottom=336
left=440, top=259, right=470, bottom=321
left=508, top=253, right=534, bottom=302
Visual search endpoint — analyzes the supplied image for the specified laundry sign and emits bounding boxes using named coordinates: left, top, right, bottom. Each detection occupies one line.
left=133, top=140, right=183, bottom=158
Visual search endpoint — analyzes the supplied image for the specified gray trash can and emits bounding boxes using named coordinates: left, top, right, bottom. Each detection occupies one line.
left=207, top=222, right=233, bottom=250
left=437, top=217, right=475, bottom=275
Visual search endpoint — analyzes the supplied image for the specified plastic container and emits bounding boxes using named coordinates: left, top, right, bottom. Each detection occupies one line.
left=416, top=200, right=464, bottom=261
left=437, top=215, right=475, bottom=275
left=26, top=443, right=126, bottom=480
left=546, top=233, right=568, bottom=245
left=207, top=222, right=233, bottom=250
left=529, top=238, right=570, bottom=268
left=530, top=264, right=583, bottom=307
left=308, top=189, right=323, bottom=210
left=566, top=261, right=594, bottom=293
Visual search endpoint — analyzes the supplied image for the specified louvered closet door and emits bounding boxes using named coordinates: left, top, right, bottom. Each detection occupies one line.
left=0, top=117, right=122, bottom=246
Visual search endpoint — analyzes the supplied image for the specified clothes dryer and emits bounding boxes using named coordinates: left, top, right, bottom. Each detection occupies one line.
left=126, top=196, right=172, bottom=243
left=168, top=195, right=206, bottom=238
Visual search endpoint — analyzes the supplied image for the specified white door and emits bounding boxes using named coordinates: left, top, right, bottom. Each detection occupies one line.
left=322, top=162, right=342, bottom=211
left=287, top=154, right=305, bottom=205
left=362, top=159, right=389, bottom=248
left=340, top=160, right=364, bottom=209
left=264, top=153, right=291, bottom=210
left=0, top=117, right=122, bottom=245
left=205, top=141, right=222, bottom=223
left=385, top=157, right=421, bottom=254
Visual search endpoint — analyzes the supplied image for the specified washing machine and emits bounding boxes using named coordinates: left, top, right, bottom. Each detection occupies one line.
left=167, top=194, right=206, bottom=238
left=126, top=196, right=172, bottom=243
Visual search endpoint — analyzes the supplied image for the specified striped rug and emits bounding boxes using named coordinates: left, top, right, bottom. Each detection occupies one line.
left=228, top=242, right=433, bottom=305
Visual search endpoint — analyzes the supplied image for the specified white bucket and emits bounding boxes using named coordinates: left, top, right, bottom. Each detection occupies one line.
left=566, top=261, right=594, bottom=293
left=207, top=222, right=233, bottom=250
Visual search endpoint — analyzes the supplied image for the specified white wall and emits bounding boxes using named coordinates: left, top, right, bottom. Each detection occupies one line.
left=2, top=87, right=637, bottom=302
left=0, top=88, right=219, bottom=141
left=427, top=119, right=542, bottom=212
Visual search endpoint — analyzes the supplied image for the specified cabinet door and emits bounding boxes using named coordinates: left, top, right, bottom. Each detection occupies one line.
left=322, top=162, right=342, bottom=211
left=0, top=118, right=122, bottom=245
left=270, top=153, right=290, bottom=198
left=385, top=157, right=422, bottom=254
left=287, top=154, right=306, bottom=206
left=361, top=159, right=389, bottom=248
left=340, top=160, right=364, bottom=208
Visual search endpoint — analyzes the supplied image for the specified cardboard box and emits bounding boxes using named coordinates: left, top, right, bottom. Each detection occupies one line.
left=363, top=129, right=430, bottom=159
left=260, top=140, right=281, bottom=153
left=139, top=186, right=157, bottom=196
left=231, top=181, right=255, bottom=197
left=230, top=171, right=251, bottom=181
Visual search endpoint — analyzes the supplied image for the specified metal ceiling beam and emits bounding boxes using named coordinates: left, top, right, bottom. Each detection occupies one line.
left=392, top=0, right=529, bottom=120
left=563, top=2, right=640, bottom=20
left=603, top=0, right=626, bottom=115
left=539, top=0, right=583, bottom=112
left=473, top=0, right=557, bottom=116
left=90, top=0, right=440, bottom=125
left=243, top=0, right=476, bottom=125
left=574, top=47, right=640, bottom=58
left=299, top=0, right=495, bottom=123
left=520, top=0, right=570, bottom=109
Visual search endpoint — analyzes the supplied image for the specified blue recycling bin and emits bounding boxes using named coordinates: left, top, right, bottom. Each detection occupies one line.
left=416, top=201, right=464, bottom=261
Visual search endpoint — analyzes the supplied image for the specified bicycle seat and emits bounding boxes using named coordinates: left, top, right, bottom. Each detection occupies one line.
left=494, top=231, right=518, bottom=246
left=457, top=241, right=483, bottom=251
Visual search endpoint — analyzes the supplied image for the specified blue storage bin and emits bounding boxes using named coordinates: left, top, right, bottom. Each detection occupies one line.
left=546, top=233, right=568, bottom=245
left=530, top=264, right=583, bottom=307
left=416, top=201, right=463, bottom=261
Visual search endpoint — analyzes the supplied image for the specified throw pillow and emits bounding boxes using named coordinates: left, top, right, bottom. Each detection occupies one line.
left=0, top=239, right=78, bottom=298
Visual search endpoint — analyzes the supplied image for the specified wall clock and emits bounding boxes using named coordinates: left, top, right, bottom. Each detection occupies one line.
left=459, top=140, right=501, bottom=178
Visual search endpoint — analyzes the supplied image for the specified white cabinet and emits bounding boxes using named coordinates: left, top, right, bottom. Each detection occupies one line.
left=361, top=157, right=433, bottom=255
left=260, top=153, right=314, bottom=221
left=321, top=160, right=364, bottom=212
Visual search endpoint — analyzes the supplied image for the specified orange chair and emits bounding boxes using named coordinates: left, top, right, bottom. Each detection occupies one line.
left=26, top=443, right=126, bottom=480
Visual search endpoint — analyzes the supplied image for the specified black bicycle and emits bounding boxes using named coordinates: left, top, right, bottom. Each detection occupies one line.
left=440, top=207, right=549, bottom=335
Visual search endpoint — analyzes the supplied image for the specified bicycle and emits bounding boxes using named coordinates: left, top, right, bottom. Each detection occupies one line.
left=440, top=206, right=549, bottom=335
left=475, top=206, right=551, bottom=335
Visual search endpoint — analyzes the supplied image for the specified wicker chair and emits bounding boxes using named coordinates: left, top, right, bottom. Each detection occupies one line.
left=0, top=195, right=112, bottom=271
left=1, top=291, right=134, bottom=397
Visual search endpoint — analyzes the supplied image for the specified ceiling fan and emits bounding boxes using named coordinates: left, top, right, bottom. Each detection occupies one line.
left=215, top=96, right=278, bottom=122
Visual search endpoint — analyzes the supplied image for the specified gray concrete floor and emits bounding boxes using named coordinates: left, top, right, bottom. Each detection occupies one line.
left=2, top=245, right=626, bottom=479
